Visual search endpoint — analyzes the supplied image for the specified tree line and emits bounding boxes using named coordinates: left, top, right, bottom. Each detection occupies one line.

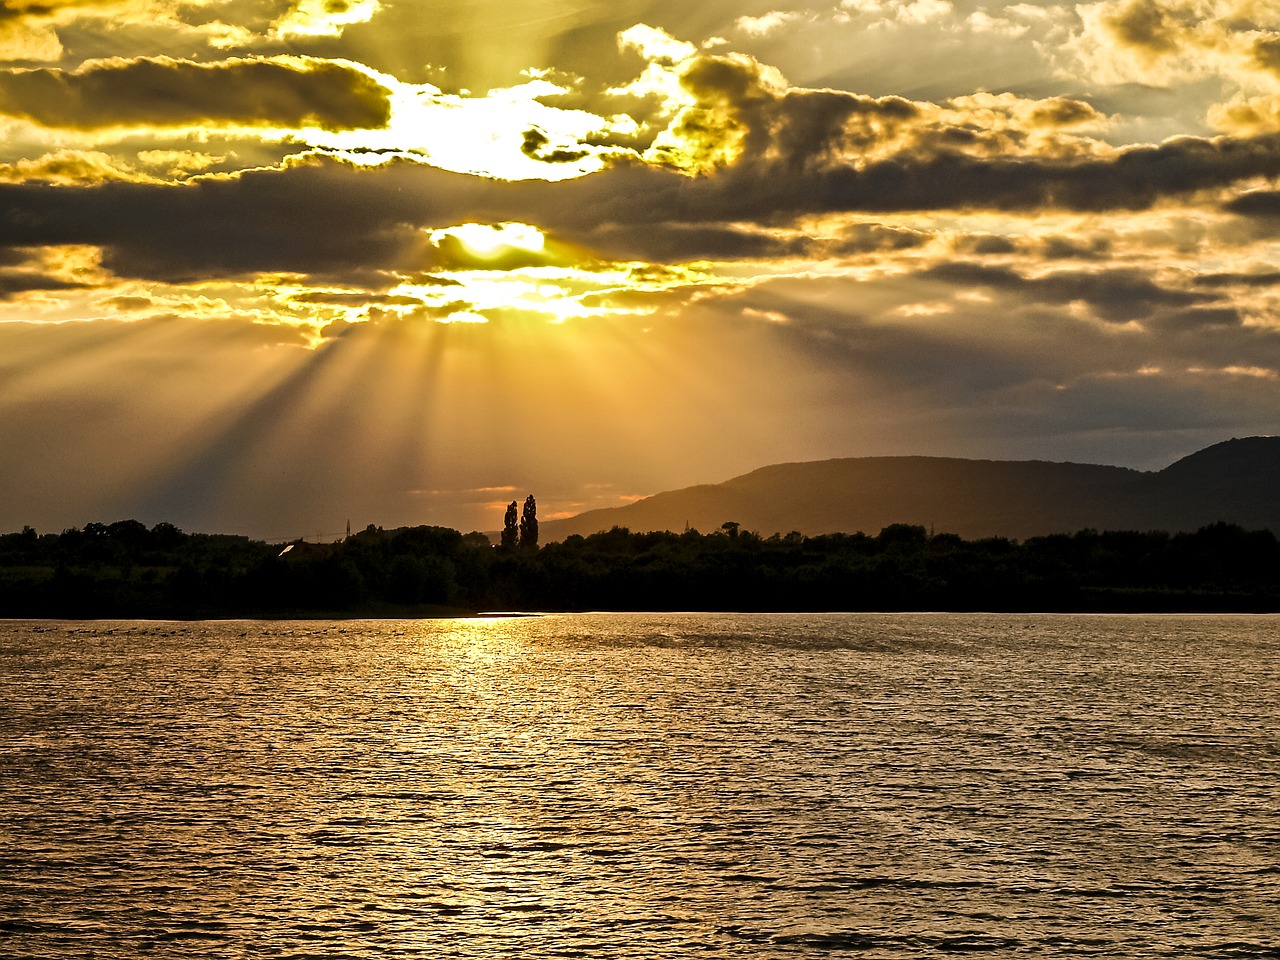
left=1, top=515, right=1278, bottom=617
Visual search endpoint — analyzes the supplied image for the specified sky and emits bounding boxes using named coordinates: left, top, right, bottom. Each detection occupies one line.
left=2, top=0, right=1280, bottom=538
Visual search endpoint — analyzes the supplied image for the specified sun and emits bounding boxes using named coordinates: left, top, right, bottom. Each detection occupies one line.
left=445, top=222, right=547, bottom=257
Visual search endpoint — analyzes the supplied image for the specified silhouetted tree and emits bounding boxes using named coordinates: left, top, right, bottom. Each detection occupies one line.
left=4, top=517, right=1280, bottom=617
left=501, top=501, right=519, bottom=550
left=520, top=494, right=539, bottom=550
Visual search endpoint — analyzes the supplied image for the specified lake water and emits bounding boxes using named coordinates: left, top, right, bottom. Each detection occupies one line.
left=1, top=613, right=1277, bottom=958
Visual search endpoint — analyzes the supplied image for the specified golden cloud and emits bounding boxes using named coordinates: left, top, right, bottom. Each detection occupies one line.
left=0, top=0, right=244, bottom=63
left=0, top=0, right=117, bottom=61
left=0, top=148, right=160, bottom=183
left=1209, top=93, right=1280, bottom=134
left=614, top=31, right=1114, bottom=177
left=270, top=0, right=381, bottom=39
left=1069, top=0, right=1280, bottom=91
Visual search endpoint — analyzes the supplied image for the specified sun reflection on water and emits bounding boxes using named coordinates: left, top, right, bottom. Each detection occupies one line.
left=4, top=616, right=1278, bottom=956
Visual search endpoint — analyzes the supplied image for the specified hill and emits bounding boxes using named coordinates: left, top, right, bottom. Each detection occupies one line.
left=540, top=437, right=1280, bottom=541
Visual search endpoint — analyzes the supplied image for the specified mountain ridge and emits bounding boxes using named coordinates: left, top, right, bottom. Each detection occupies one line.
left=541, top=437, right=1280, bottom=542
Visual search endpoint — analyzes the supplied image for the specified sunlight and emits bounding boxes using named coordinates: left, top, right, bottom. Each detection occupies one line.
left=437, top=310, right=490, bottom=324
left=306, top=75, right=613, bottom=181
left=390, top=258, right=727, bottom=327
left=444, top=223, right=546, bottom=258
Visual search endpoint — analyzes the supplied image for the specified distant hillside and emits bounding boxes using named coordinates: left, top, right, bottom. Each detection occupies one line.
left=541, top=437, right=1280, bottom=541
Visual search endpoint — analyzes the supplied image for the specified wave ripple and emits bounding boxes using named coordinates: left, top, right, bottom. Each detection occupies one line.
left=1, top=613, right=1277, bottom=957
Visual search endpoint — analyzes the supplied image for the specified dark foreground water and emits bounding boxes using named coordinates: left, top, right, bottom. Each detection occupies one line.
left=1, top=614, right=1277, bottom=958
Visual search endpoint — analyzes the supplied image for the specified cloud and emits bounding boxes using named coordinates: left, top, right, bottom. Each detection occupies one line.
left=608, top=33, right=1115, bottom=179
left=0, top=148, right=161, bottom=183
left=719, top=268, right=1280, bottom=445
left=9, top=25, right=1267, bottom=262
left=1159, top=306, right=1245, bottom=329
left=1040, top=235, right=1113, bottom=260
left=3, top=126, right=1279, bottom=296
left=270, top=0, right=380, bottom=39
left=0, top=56, right=392, bottom=131
left=734, top=10, right=812, bottom=38
left=921, top=262, right=1212, bottom=322
left=0, top=0, right=258, bottom=63
left=0, top=267, right=87, bottom=298
left=831, top=222, right=930, bottom=254
left=1193, top=269, right=1280, bottom=287
left=0, top=0, right=116, bottom=61
left=288, top=291, right=425, bottom=307
left=641, top=50, right=790, bottom=174
left=951, top=231, right=1117, bottom=264
left=952, top=233, right=1020, bottom=256
left=585, top=220, right=812, bottom=262
left=0, top=157, right=434, bottom=283
left=98, top=294, right=153, bottom=310
left=1224, top=189, right=1280, bottom=217
left=0, top=34, right=1277, bottom=302
left=611, top=129, right=1280, bottom=229
left=521, top=128, right=590, bottom=164
left=617, top=23, right=697, bottom=66
left=1067, top=0, right=1280, bottom=91
left=838, top=0, right=955, bottom=28
left=1210, top=93, right=1280, bottom=134
left=0, top=17, right=63, bottom=62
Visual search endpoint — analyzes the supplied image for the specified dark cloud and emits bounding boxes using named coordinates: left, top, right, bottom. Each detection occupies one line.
left=398, top=272, right=463, bottom=287
left=831, top=223, right=929, bottom=254
left=0, top=0, right=134, bottom=25
left=288, top=292, right=426, bottom=306
left=317, top=317, right=363, bottom=339
left=698, top=134, right=1280, bottom=219
left=1193, top=270, right=1280, bottom=288
left=0, top=57, right=392, bottom=130
left=0, top=158, right=447, bottom=283
left=0, top=268, right=86, bottom=298
left=954, top=231, right=1112, bottom=261
left=521, top=128, right=590, bottom=164
left=569, top=132, right=1280, bottom=234
left=100, top=294, right=153, bottom=310
left=1157, top=306, right=1244, bottom=330
left=953, top=234, right=1020, bottom=256
left=1096, top=0, right=1182, bottom=57
left=922, top=262, right=1211, bottom=322
left=584, top=221, right=810, bottom=261
left=1040, top=236, right=1112, bottom=260
left=1225, top=190, right=1280, bottom=217
left=1252, top=36, right=1280, bottom=76
left=1028, top=97, right=1105, bottom=128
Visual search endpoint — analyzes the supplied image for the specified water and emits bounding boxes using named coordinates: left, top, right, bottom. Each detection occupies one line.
left=1, top=613, right=1277, bottom=957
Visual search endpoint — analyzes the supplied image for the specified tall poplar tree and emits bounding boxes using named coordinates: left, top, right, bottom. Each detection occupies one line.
left=520, top=494, right=538, bottom=550
left=501, top=500, right=519, bottom=549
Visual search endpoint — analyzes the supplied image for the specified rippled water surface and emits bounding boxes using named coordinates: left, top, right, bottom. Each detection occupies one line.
left=2, top=614, right=1278, bottom=957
